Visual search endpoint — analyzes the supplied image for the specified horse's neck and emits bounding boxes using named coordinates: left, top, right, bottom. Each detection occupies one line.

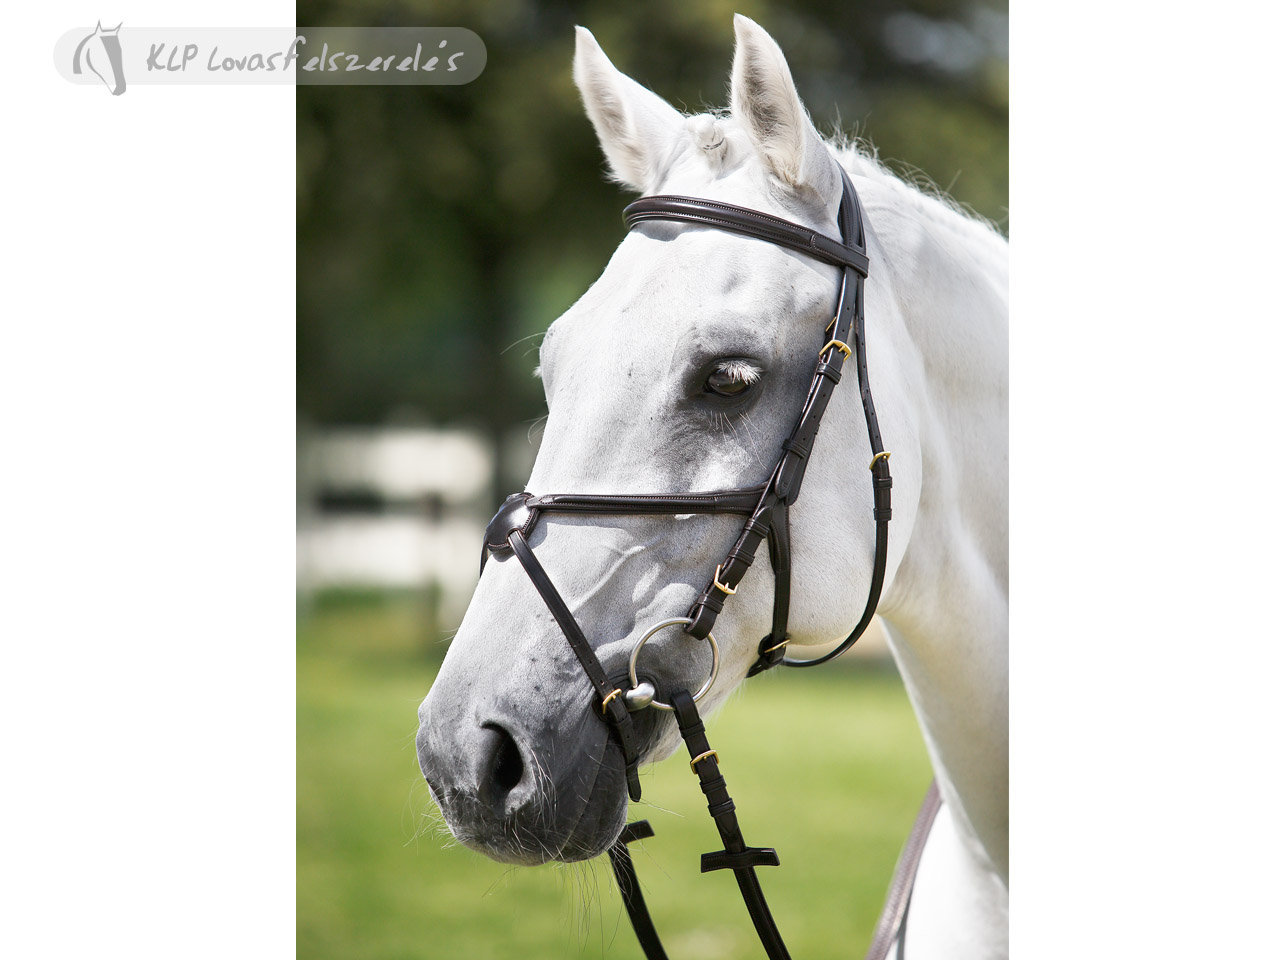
left=850, top=158, right=1009, bottom=884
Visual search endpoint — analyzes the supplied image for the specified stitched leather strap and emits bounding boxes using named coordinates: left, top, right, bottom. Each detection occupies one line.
left=750, top=505, right=791, bottom=675
left=606, top=691, right=795, bottom=959
left=506, top=529, right=644, bottom=802
left=670, top=169, right=891, bottom=674
left=528, top=488, right=766, bottom=515
left=671, top=689, right=790, bottom=960
left=779, top=170, right=890, bottom=670
left=625, top=194, right=870, bottom=277
left=607, top=820, right=669, bottom=960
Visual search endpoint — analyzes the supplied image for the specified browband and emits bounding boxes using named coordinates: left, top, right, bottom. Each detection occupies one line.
left=624, top=194, right=870, bottom=277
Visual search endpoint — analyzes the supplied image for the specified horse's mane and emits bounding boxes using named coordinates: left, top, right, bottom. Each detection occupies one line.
left=828, top=131, right=1006, bottom=240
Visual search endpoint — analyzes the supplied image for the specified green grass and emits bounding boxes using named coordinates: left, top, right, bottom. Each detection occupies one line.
left=298, top=594, right=932, bottom=959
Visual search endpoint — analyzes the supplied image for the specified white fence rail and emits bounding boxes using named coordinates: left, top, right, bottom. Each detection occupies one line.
left=296, top=424, right=886, bottom=655
left=296, top=425, right=493, bottom=623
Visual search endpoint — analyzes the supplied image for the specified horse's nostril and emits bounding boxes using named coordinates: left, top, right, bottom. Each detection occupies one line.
left=481, top=723, right=525, bottom=802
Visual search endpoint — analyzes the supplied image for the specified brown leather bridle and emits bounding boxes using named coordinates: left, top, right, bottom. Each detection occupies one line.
left=478, top=169, right=932, bottom=960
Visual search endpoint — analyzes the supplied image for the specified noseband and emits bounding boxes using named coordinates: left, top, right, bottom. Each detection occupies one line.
left=479, top=169, right=918, bottom=960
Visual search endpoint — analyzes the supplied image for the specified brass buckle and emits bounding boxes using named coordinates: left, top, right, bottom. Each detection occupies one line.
left=599, top=688, right=623, bottom=714
left=869, top=450, right=892, bottom=470
left=712, top=563, right=737, bottom=595
left=760, top=637, right=789, bottom=655
left=689, top=749, right=719, bottom=773
left=820, top=338, right=852, bottom=360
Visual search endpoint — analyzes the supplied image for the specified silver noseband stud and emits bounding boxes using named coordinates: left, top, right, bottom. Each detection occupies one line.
left=623, top=681, right=656, bottom=712
left=626, top=616, right=719, bottom=712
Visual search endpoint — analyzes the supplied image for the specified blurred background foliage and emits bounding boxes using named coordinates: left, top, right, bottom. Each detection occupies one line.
left=298, top=0, right=1007, bottom=469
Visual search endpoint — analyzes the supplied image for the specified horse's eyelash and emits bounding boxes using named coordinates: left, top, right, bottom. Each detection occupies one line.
left=714, top=359, right=762, bottom=384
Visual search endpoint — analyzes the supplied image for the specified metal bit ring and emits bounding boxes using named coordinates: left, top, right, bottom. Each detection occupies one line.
left=627, top=617, right=719, bottom=712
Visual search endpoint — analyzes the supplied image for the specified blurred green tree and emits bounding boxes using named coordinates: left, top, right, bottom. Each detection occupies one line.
left=297, top=0, right=1007, bottom=484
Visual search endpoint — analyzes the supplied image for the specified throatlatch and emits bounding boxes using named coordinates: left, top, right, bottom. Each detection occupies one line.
left=479, top=168, right=914, bottom=958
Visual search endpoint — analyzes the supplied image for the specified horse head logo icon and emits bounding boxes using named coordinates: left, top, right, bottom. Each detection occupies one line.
left=72, top=22, right=126, bottom=95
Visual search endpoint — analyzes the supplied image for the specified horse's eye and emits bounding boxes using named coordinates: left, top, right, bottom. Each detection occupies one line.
left=704, top=360, right=761, bottom=398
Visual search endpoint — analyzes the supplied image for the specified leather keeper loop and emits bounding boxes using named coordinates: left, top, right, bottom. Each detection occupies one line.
left=706, top=795, right=735, bottom=819
left=602, top=695, right=629, bottom=726
left=873, top=471, right=893, bottom=521
left=684, top=605, right=715, bottom=640
left=815, top=359, right=843, bottom=384
left=774, top=458, right=807, bottom=505
left=747, top=635, right=789, bottom=676
left=696, top=589, right=726, bottom=617
left=698, top=768, right=727, bottom=790
left=779, top=437, right=810, bottom=459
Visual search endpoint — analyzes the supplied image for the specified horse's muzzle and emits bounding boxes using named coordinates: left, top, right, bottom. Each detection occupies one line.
left=415, top=694, right=630, bottom=864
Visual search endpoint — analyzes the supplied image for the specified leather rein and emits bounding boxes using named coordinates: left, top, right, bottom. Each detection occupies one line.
left=480, top=168, right=935, bottom=960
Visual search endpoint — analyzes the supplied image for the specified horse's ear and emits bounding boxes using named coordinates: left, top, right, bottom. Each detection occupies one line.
left=729, top=15, right=837, bottom=199
left=573, top=26, right=684, bottom=194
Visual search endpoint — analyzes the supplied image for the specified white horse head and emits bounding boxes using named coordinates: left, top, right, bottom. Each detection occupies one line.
left=73, top=22, right=126, bottom=96
left=417, top=17, right=1007, bottom=952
